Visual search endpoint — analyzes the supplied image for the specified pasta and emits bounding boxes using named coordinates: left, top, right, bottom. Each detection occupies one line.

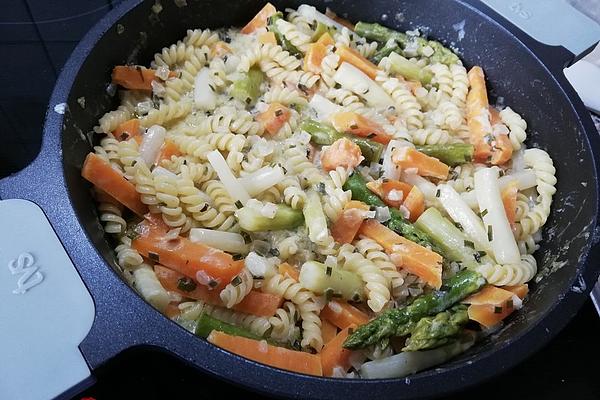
left=84, top=4, right=559, bottom=379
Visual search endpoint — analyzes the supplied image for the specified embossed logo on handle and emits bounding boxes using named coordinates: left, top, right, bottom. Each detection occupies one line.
left=8, top=252, right=44, bottom=294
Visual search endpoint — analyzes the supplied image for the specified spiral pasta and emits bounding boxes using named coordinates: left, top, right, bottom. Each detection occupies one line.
left=263, top=273, right=323, bottom=351
left=269, top=301, right=301, bottom=344
left=220, top=268, right=254, bottom=308
left=264, top=85, right=308, bottom=106
left=354, top=238, right=405, bottom=299
left=140, top=100, right=192, bottom=127
left=115, top=235, right=144, bottom=270
left=500, top=107, right=527, bottom=151
left=98, top=202, right=126, bottom=234
left=475, top=254, right=537, bottom=286
left=377, top=74, right=424, bottom=130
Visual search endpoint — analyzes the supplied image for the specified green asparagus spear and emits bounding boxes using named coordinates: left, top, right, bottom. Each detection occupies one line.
left=386, top=52, right=433, bottom=85
left=354, top=22, right=459, bottom=66
left=371, top=40, right=400, bottom=64
left=301, top=119, right=384, bottom=163
left=402, top=305, right=469, bottom=351
left=343, top=269, right=485, bottom=349
left=415, top=144, right=474, bottom=166
left=342, top=172, right=436, bottom=250
left=236, top=203, right=304, bottom=231
left=195, top=313, right=263, bottom=340
left=231, top=67, right=264, bottom=105
left=268, top=12, right=301, bottom=56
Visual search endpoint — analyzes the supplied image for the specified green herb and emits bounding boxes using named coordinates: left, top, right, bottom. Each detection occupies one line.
left=487, top=225, right=493, bottom=241
left=148, top=252, right=160, bottom=263
left=231, top=275, right=243, bottom=287
left=232, top=253, right=244, bottom=261
left=235, top=200, right=243, bottom=208
left=464, top=240, right=474, bottom=249
left=480, top=209, right=488, bottom=218
left=494, top=306, right=503, bottom=314
left=326, top=266, right=332, bottom=276
left=208, top=279, right=219, bottom=288
left=177, top=277, right=197, bottom=292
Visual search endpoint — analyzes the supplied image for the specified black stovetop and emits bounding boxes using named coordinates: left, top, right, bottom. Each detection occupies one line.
left=1, top=1, right=599, bottom=399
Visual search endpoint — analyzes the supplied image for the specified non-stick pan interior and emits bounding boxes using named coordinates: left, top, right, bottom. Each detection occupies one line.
left=61, top=0, right=598, bottom=385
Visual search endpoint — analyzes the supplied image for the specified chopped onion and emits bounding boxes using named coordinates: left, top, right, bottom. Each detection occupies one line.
left=238, top=166, right=285, bottom=196
left=139, top=125, right=166, bottom=167
left=189, top=228, right=248, bottom=254
left=245, top=251, right=277, bottom=278
left=387, top=189, right=404, bottom=202
left=135, top=100, right=155, bottom=115
left=194, top=67, right=217, bottom=110
left=308, top=94, right=341, bottom=121
left=164, top=227, right=182, bottom=241
left=151, top=166, right=178, bottom=178
left=363, top=210, right=377, bottom=219
left=375, top=206, right=391, bottom=223
left=260, top=202, right=278, bottom=218
left=195, top=270, right=219, bottom=288
left=207, top=150, right=251, bottom=204
left=155, top=65, right=170, bottom=80
left=325, top=255, right=338, bottom=268
left=151, top=80, right=166, bottom=96
left=297, top=4, right=347, bottom=31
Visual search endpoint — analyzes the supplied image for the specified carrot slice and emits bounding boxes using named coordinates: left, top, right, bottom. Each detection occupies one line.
left=208, top=330, right=323, bottom=376
left=278, top=262, right=300, bottom=281
left=325, top=8, right=355, bottom=31
left=156, top=139, right=182, bottom=165
left=81, top=152, right=147, bottom=216
left=332, top=199, right=370, bottom=243
left=381, top=180, right=413, bottom=208
left=256, top=103, right=291, bottom=135
left=259, top=31, right=277, bottom=45
left=316, top=32, right=335, bottom=47
left=304, top=42, right=328, bottom=73
left=164, top=303, right=182, bottom=319
left=503, top=284, right=529, bottom=299
left=490, top=133, right=513, bottom=165
left=93, top=187, right=122, bottom=208
left=366, top=180, right=384, bottom=198
left=335, top=45, right=380, bottom=79
left=501, top=182, right=518, bottom=228
left=321, top=320, right=338, bottom=344
left=111, top=66, right=175, bottom=91
left=489, top=106, right=502, bottom=125
left=466, top=66, right=491, bottom=160
left=321, top=300, right=369, bottom=329
left=464, top=285, right=527, bottom=328
left=112, top=119, right=141, bottom=142
left=154, top=265, right=282, bottom=316
left=403, top=186, right=425, bottom=222
left=241, top=3, right=277, bottom=34
left=360, top=219, right=443, bottom=289
left=132, top=219, right=243, bottom=290
left=392, top=147, right=449, bottom=180
left=320, top=137, right=364, bottom=172
left=320, top=324, right=357, bottom=377
left=331, top=112, right=391, bottom=144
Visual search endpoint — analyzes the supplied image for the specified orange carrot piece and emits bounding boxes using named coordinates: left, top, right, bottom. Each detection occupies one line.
left=490, top=134, right=513, bottom=165
left=335, top=45, right=379, bottom=79
left=325, top=8, right=355, bottom=31
left=164, top=303, right=182, bottom=319
left=464, top=285, right=528, bottom=328
left=501, top=182, right=518, bottom=228
left=466, top=66, right=492, bottom=162
left=93, top=187, right=122, bottom=208
left=208, top=331, right=323, bottom=376
left=321, top=300, right=370, bottom=329
left=331, top=112, right=391, bottom=144
left=345, top=200, right=370, bottom=211
left=316, top=32, right=335, bottom=47
left=360, top=219, right=443, bottom=289
left=392, top=147, right=449, bottom=180
left=381, top=180, right=413, bottom=208
left=112, top=119, right=141, bottom=141
left=320, top=324, right=357, bottom=377
left=303, top=42, right=328, bottom=73
left=503, top=284, right=529, bottom=299
left=366, top=180, right=384, bottom=198
left=241, top=3, right=277, bottom=34
left=320, top=137, right=364, bottom=172
left=331, top=208, right=366, bottom=244
left=321, top=320, right=338, bottom=344
left=111, top=66, right=175, bottom=90
left=403, top=186, right=425, bottom=222
left=278, top=262, right=300, bottom=281
left=156, top=139, right=182, bottom=165
left=256, top=103, right=291, bottom=135
left=259, top=31, right=277, bottom=45
left=81, top=152, right=147, bottom=216
left=489, top=106, right=501, bottom=125
left=133, top=219, right=243, bottom=290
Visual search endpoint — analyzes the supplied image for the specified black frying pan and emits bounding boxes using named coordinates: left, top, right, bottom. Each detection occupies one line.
left=1, top=1, right=600, bottom=399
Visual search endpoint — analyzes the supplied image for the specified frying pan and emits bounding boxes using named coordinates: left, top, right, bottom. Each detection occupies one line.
left=1, top=1, right=600, bottom=399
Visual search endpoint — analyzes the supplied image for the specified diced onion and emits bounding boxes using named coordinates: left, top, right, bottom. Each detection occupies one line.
left=375, top=206, right=391, bottom=223
left=308, top=94, right=341, bottom=121
left=245, top=252, right=277, bottom=278
left=189, top=228, right=248, bottom=254
left=139, top=125, right=166, bottom=167
left=260, top=202, right=278, bottom=218
left=206, top=150, right=251, bottom=204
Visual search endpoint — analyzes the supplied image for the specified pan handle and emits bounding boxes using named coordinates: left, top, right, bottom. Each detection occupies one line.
left=479, top=0, right=600, bottom=112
